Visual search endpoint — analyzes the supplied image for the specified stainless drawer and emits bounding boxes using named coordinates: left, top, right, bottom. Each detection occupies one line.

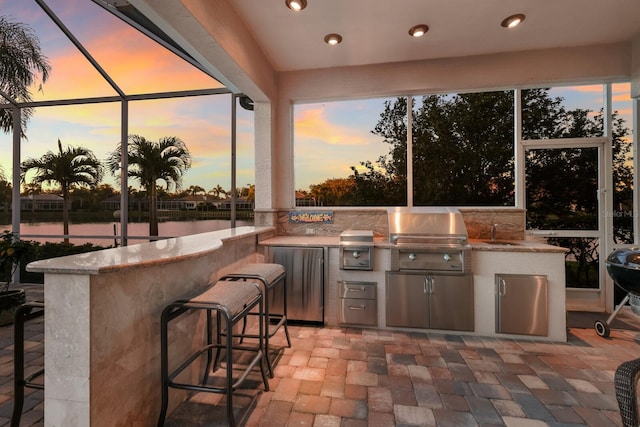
left=340, top=246, right=373, bottom=270
left=339, top=281, right=376, bottom=299
left=339, top=298, right=377, bottom=326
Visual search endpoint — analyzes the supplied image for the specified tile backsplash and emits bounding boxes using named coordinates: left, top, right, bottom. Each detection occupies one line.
left=273, top=208, right=525, bottom=240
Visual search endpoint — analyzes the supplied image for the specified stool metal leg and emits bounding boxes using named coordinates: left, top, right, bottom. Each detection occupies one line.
left=281, top=275, right=291, bottom=348
left=201, top=309, right=213, bottom=385
left=222, top=309, right=236, bottom=426
left=158, top=304, right=172, bottom=427
left=12, top=302, right=45, bottom=427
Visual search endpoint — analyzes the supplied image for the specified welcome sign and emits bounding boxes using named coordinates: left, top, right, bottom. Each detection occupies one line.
left=288, top=211, right=334, bottom=223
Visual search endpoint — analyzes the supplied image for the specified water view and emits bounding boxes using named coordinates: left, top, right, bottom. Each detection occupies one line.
left=0, top=219, right=252, bottom=246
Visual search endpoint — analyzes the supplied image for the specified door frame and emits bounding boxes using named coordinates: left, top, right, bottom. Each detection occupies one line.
left=515, top=85, right=614, bottom=313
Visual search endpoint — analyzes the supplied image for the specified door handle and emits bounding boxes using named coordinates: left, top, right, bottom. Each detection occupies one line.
left=424, top=275, right=433, bottom=294
left=497, top=278, right=506, bottom=297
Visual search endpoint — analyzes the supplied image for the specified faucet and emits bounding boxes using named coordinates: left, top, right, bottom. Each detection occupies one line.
left=491, top=222, right=519, bottom=241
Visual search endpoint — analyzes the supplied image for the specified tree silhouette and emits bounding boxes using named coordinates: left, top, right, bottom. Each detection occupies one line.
left=187, top=185, right=205, bottom=196
left=361, top=89, right=632, bottom=288
left=209, top=184, right=226, bottom=200
left=20, top=139, right=103, bottom=243
left=0, top=15, right=51, bottom=133
left=108, top=135, right=191, bottom=237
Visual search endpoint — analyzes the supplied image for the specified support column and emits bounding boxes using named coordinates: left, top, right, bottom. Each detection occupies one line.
left=254, top=101, right=278, bottom=227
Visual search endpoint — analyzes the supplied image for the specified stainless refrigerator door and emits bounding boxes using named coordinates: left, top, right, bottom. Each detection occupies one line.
left=270, top=247, right=324, bottom=323
left=429, top=274, right=474, bottom=331
left=496, top=274, right=548, bottom=336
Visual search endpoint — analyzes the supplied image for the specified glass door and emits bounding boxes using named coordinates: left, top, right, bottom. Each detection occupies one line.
left=525, top=144, right=605, bottom=310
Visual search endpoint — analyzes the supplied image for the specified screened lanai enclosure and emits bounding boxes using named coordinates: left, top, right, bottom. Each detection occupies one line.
left=0, top=0, right=254, bottom=246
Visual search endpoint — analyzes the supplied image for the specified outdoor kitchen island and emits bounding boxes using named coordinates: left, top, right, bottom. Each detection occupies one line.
left=260, top=235, right=568, bottom=342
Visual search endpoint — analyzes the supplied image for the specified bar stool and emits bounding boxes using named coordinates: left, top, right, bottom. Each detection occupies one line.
left=12, top=301, right=45, bottom=427
left=158, top=280, right=269, bottom=427
left=221, top=263, right=291, bottom=377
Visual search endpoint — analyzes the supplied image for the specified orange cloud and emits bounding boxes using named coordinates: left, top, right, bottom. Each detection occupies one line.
left=295, top=107, right=376, bottom=146
left=31, top=23, right=220, bottom=101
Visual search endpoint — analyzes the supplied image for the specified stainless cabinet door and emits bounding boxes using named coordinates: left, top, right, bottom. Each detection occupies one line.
left=496, top=274, right=548, bottom=336
left=429, top=274, right=474, bottom=331
left=385, top=272, right=429, bottom=328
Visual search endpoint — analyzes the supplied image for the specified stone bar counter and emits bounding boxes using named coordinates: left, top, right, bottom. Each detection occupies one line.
left=27, top=226, right=274, bottom=427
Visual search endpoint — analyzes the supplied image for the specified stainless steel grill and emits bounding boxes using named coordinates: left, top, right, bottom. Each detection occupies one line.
left=388, top=207, right=471, bottom=274
left=386, top=207, right=474, bottom=332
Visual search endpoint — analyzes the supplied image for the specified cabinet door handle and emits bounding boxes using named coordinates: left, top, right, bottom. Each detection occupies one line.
left=498, top=278, right=506, bottom=297
left=424, top=276, right=433, bottom=294
left=348, top=305, right=366, bottom=310
left=348, top=287, right=366, bottom=292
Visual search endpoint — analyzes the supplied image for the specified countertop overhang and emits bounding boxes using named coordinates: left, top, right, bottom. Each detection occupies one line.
left=27, top=226, right=273, bottom=275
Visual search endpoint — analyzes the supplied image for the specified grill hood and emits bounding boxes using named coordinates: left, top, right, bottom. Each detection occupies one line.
left=388, top=207, right=468, bottom=246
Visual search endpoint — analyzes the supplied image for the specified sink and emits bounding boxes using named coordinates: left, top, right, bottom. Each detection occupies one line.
left=482, top=240, right=522, bottom=246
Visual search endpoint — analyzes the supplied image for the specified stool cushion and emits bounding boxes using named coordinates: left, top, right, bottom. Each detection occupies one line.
left=190, top=280, right=260, bottom=318
left=225, top=263, right=285, bottom=285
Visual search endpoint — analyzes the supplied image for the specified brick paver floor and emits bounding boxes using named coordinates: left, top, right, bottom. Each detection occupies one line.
left=3, top=283, right=640, bottom=426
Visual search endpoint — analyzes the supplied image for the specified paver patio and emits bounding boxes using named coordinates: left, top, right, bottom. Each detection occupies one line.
left=3, top=284, right=640, bottom=426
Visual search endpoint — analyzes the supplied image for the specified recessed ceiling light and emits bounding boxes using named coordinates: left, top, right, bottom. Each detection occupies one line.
left=285, top=0, right=307, bottom=12
left=501, top=13, right=525, bottom=28
left=324, top=33, right=342, bottom=45
left=409, top=24, right=429, bottom=38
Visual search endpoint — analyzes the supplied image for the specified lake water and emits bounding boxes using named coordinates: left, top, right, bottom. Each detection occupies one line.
left=0, top=219, right=252, bottom=246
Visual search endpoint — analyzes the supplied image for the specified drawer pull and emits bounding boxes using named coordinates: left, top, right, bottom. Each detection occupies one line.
left=348, top=287, right=367, bottom=292
left=348, top=305, right=366, bottom=310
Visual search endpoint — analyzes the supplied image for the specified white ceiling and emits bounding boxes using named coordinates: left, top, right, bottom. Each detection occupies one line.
left=229, top=0, right=640, bottom=72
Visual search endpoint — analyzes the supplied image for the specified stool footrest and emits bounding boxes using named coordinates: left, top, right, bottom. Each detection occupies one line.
left=168, top=345, right=265, bottom=393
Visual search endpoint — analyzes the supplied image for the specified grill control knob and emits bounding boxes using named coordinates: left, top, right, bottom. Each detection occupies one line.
left=352, top=251, right=360, bottom=258
left=408, top=253, right=416, bottom=261
left=443, top=253, right=451, bottom=262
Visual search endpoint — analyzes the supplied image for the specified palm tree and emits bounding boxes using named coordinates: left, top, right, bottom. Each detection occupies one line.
left=187, top=185, right=205, bottom=196
left=0, top=15, right=51, bottom=133
left=108, top=135, right=191, bottom=237
left=209, top=184, right=226, bottom=200
left=20, top=139, right=103, bottom=243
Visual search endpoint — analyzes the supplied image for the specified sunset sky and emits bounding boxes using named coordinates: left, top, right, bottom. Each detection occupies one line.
left=0, top=0, right=634, bottom=195
left=0, top=0, right=254, bottom=194
left=293, top=83, right=633, bottom=189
